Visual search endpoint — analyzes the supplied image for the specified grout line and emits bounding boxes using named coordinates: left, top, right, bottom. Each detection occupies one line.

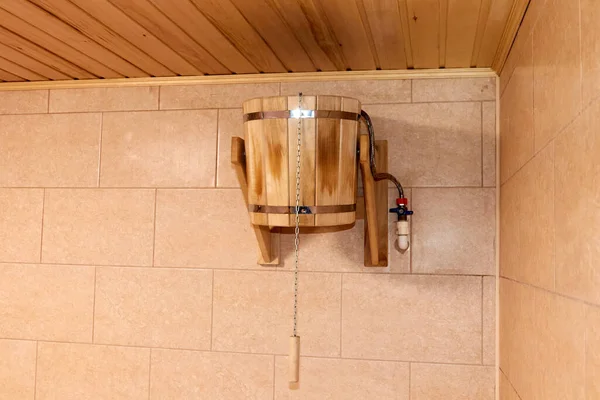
left=38, top=189, right=45, bottom=263
left=481, top=276, right=484, bottom=364
left=0, top=261, right=497, bottom=278
left=500, top=368, right=524, bottom=400
left=214, top=109, right=219, bottom=188
left=0, top=336, right=499, bottom=366
left=92, top=267, right=97, bottom=343
left=210, top=270, right=215, bottom=351
left=33, top=341, right=39, bottom=400
left=501, top=85, right=593, bottom=187
left=46, top=90, right=50, bottom=113
left=97, top=113, right=104, bottom=187
left=410, top=79, right=413, bottom=103
left=147, top=348, right=152, bottom=400
left=408, top=362, right=411, bottom=400
left=552, top=141, right=557, bottom=292
left=0, top=99, right=502, bottom=118
left=584, top=306, right=587, bottom=400
left=339, top=274, right=344, bottom=357
left=481, top=102, right=484, bottom=187
left=157, top=85, right=161, bottom=111
left=272, top=355, right=276, bottom=400
left=151, top=189, right=158, bottom=267
left=499, top=276, right=600, bottom=309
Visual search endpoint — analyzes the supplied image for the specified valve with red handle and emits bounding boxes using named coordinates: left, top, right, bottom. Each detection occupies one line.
left=389, top=198, right=413, bottom=251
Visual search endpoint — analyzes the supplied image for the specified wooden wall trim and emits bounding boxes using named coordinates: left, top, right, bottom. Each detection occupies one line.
left=491, top=0, right=531, bottom=73
left=0, top=68, right=497, bottom=91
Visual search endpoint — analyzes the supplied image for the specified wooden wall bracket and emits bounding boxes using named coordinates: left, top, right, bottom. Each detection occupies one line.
left=232, top=135, right=388, bottom=267
left=359, top=136, right=389, bottom=267
left=231, top=136, right=280, bottom=265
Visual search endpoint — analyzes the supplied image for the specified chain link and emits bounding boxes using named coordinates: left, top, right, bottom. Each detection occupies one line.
left=293, top=92, right=302, bottom=338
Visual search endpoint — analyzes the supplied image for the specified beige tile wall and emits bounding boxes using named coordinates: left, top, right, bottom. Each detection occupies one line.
left=0, top=77, right=496, bottom=399
left=500, top=0, right=600, bottom=399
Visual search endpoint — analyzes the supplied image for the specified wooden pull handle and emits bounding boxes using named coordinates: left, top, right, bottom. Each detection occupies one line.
left=289, top=336, right=300, bottom=385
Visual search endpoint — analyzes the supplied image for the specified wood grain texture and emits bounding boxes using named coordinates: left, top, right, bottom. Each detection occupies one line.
left=0, top=56, right=46, bottom=81
left=70, top=0, right=202, bottom=76
left=231, top=136, right=279, bottom=265
left=406, top=0, right=440, bottom=68
left=0, top=0, right=520, bottom=82
left=0, top=0, right=142, bottom=77
left=361, top=0, right=408, bottom=69
left=229, top=0, right=315, bottom=72
left=243, top=95, right=360, bottom=228
left=287, top=95, right=317, bottom=226
left=446, top=0, right=482, bottom=67
left=318, top=0, right=377, bottom=70
left=30, top=0, right=174, bottom=77
left=190, top=0, right=286, bottom=73
left=108, top=0, right=228, bottom=74
left=0, top=25, right=94, bottom=79
left=147, top=0, right=257, bottom=74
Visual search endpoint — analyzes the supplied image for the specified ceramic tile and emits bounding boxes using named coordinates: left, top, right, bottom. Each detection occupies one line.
left=500, top=33, right=534, bottom=183
left=410, top=363, right=495, bottom=400
left=500, top=144, right=554, bottom=290
left=42, top=189, right=155, bottom=266
left=554, top=100, right=600, bottom=304
left=0, top=263, right=94, bottom=342
left=49, top=87, right=158, bottom=112
left=412, top=78, right=495, bottom=102
left=412, top=188, right=495, bottom=275
left=212, top=271, right=341, bottom=357
left=587, top=306, right=600, bottom=399
left=363, top=102, right=482, bottom=187
left=217, top=108, right=243, bottom=188
left=274, top=356, right=409, bottom=399
left=0, top=339, right=36, bottom=400
left=0, top=189, right=43, bottom=263
left=499, top=278, right=535, bottom=395
left=530, top=288, right=586, bottom=400
left=499, top=369, right=520, bottom=400
left=36, top=342, right=150, bottom=400
left=154, top=189, right=268, bottom=268
left=100, top=110, right=217, bottom=187
left=483, top=276, right=495, bottom=365
left=94, top=267, right=212, bottom=350
left=160, top=83, right=279, bottom=109
left=0, top=113, right=101, bottom=187
left=0, top=90, right=47, bottom=114
left=482, top=101, right=496, bottom=186
left=532, top=0, right=581, bottom=151
left=500, top=278, right=586, bottom=400
left=342, top=274, right=481, bottom=363
left=151, top=349, right=273, bottom=400
left=581, top=0, right=600, bottom=106
left=280, top=80, right=411, bottom=104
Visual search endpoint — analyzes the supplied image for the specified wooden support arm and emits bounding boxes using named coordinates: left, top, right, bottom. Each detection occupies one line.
left=359, top=136, right=388, bottom=267
left=231, top=136, right=279, bottom=265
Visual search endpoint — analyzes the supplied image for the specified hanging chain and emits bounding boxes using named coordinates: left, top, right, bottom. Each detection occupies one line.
left=293, top=92, right=303, bottom=338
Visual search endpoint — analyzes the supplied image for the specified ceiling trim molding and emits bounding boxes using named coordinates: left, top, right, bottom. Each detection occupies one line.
left=491, top=0, right=531, bottom=73
left=0, top=68, right=497, bottom=91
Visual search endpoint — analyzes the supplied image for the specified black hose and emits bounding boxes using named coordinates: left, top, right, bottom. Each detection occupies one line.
left=360, top=110, right=404, bottom=198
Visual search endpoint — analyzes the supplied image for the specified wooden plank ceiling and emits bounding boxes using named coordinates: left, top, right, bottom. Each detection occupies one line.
left=0, top=0, right=521, bottom=82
